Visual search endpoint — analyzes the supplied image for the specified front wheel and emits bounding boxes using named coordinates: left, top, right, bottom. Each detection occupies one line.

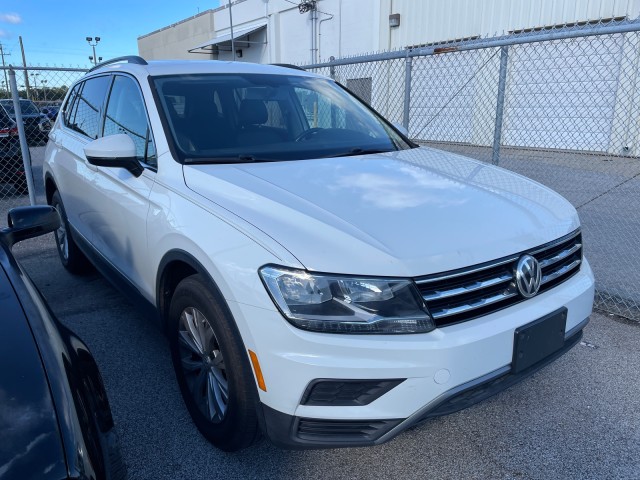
left=169, top=274, right=260, bottom=451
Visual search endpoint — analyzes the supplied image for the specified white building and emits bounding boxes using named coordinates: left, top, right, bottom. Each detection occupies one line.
left=138, top=0, right=640, bottom=64
left=138, top=1, right=640, bottom=155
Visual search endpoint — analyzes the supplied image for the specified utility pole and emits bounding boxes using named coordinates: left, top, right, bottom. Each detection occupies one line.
left=0, top=43, right=9, bottom=96
left=19, top=36, right=30, bottom=99
left=0, top=44, right=10, bottom=96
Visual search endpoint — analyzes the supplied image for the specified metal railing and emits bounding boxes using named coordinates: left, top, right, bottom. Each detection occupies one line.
left=302, top=17, right=640, bottom=320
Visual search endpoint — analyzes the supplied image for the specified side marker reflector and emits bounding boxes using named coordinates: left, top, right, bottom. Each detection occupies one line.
left=248, top=349, right=267, bottom=392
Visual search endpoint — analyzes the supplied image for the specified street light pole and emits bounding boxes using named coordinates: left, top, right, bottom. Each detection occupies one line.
left=31, top=73, right=39, bottom=101
left=86, top=36, right=101, bottom=65
left=42, top=80, right=47, bottom=103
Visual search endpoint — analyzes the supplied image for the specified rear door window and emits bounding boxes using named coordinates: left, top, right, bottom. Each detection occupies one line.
left=67, top=75, right=111, bottom=139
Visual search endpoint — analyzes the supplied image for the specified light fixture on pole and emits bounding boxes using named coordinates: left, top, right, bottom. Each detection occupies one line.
left=86, top=36, right=101, bottom=65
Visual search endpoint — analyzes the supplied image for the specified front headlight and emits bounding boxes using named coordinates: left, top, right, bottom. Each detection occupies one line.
left=259, top=266, right=435, bottom=334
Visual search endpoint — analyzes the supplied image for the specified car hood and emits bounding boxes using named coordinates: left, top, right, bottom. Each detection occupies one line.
left=183, top=147, right=579, bottom=277
left=0, top=265, right=66, bottom=480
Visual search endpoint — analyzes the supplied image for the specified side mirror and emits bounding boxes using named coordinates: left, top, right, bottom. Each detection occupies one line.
left=0, top=206, right=61, bottom=247
left=392, top=122, right=409, bottom=137
left=84, top=134, right=143, bottom=177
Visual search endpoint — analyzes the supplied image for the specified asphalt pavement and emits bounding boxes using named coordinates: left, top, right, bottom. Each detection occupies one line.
left=10, top=234, right=640, bottom=480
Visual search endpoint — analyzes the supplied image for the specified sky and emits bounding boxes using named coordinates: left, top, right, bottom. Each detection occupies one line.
left=0, top=1, right=222, bottom=68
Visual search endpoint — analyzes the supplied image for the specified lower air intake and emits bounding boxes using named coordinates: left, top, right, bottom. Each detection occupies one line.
left=296, top=418, right=400, bottom=443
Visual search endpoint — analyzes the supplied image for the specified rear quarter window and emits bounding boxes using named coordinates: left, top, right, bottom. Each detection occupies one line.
left=63, top=84, right=81, bottom=127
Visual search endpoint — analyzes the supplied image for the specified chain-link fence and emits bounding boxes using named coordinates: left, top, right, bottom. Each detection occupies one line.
left=303, top=17, right=640, bottom=320
left=0, top=66, right=87, bottom=221
left=4, top=19, right=640, bottom=320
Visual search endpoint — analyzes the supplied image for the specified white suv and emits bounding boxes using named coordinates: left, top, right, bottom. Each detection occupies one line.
left=44, top=56, right=594, bottom=451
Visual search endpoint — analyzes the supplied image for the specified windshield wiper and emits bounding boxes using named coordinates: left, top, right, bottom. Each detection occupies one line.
left=184, top=155, right=273, bottom=164
left=327, top=148, right=395, bottom=158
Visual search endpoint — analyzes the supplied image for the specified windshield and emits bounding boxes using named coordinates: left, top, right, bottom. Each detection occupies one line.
left=153, top=73, right=413, bottom=163
left=0, top=100, right=41, bottom=116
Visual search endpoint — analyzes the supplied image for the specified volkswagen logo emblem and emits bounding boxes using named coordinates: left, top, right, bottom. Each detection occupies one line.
left=515, top=255, right=542, bottom=298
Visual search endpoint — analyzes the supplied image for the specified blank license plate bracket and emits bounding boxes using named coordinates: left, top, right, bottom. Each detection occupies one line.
left=512, top=308, right=567, bottom=374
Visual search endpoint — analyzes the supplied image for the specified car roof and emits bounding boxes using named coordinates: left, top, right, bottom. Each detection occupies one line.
left=87, top=59, right=322, bottom=80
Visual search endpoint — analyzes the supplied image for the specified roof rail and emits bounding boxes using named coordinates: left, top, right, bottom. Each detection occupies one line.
left=88, top=56, right=148, bottom=73
left=270, top=63, right=307, bottom=71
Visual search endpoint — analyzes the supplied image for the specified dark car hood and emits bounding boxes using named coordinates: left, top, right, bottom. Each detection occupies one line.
left=0, top=264, right=66, bottom=480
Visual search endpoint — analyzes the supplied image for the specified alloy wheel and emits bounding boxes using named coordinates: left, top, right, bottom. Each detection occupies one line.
left=54, top=207, right=69, bottom=261
left=178, top=306, right=229, bottom=423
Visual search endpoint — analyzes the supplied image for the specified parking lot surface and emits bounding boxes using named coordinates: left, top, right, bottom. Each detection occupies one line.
left=9, top=233, right=640, bottom=480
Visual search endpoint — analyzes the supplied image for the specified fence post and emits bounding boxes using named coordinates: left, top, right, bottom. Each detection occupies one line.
left=403, top=55, right=412, bottom=132
left=8, top=66, right=36, bottom=205
left=492, top=46, right=509, bottom=165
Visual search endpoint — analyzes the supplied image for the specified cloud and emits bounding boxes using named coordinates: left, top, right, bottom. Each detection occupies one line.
left=0, top=13, right=21, bottom=24
left=0, top=29, right=9, bottom=38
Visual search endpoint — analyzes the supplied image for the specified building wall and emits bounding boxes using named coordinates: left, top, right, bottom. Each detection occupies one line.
left=136, top=0, right=640, bottom=154
left=387, top=0, right=640, bottom=48
left=207, top=0, right=382, bottom=64
left=138, top=10, right=216, bottom=60
left=138, top=0, right=640, bottom=64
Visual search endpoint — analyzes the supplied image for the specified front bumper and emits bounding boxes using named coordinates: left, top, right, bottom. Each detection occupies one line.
left=230, top=259, right=594, bottom=449
left=258, top=321, right=585, bottom=449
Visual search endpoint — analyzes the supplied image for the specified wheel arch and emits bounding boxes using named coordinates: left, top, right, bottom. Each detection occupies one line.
left=156, top=249, right=232, bottom=333
left=44, top=172, right=57, bottom=205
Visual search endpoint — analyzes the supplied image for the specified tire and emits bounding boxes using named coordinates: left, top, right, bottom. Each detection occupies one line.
left=50, top=190, right=92, bottom=274
left=79, top=375, right=127, bottom=480
left=82, top=380, right=127, bottom=480
left=169, top=274, right=260, bottom=451
left=103, top=428, right=127, bottom=480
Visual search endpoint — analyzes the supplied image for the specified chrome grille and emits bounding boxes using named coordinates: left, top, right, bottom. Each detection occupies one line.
left=415, top=230, right=583, bottom=327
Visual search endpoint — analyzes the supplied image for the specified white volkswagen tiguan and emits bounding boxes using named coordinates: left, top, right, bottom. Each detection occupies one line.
left=43, top=57, right=594, bottom=451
